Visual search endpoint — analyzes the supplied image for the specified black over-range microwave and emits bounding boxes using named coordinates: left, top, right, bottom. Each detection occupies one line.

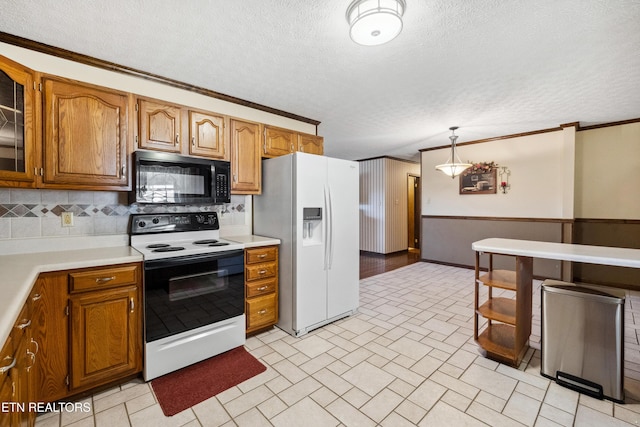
left=130, top=151, right=230, bottom=205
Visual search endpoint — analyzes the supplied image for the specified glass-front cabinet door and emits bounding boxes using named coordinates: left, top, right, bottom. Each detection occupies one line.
left=0, top=55, right=36, bottom=187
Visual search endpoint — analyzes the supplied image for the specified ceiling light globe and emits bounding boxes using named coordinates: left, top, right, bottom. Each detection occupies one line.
left=347, top=0, right=406, bottom=46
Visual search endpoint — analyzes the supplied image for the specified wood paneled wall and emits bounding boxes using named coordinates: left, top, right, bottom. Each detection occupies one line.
left=359, top=157, right=420, bottom=254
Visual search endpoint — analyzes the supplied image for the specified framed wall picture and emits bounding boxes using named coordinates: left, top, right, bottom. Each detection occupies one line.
left=459, top=163, right=497, bottom=194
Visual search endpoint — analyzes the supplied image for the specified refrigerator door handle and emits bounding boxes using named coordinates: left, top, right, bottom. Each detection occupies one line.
left=323, top=185, right=330, bottom=270
left=327, top=185, right=334, bottom=270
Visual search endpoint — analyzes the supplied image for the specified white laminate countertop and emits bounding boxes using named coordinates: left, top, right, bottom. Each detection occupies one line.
left=0, top=246, right=143, bottom=346
left=472, top=238, right=640, bottom=269
left=225, top=235, right=281, bottom=248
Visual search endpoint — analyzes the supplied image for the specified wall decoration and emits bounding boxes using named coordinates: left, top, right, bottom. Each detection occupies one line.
left=459, top=162, right=497, bottom=194
left=499, top=166, right=511, bottom=194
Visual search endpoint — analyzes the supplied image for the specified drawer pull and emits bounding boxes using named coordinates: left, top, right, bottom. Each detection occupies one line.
left=16, top=319, right=31, bottom=330
left=32, top=293, right=42, bottom=301
left=257, top=254, right=267, bottom=258
left=258, top=270, right=267, bottom=275
left=95, top=276, right=116, bottom=284
left=258, top=309, right=268, bottom=315
left=0, top=356, right=16, bottom=373
left=257, top=286, right=268, bottom=291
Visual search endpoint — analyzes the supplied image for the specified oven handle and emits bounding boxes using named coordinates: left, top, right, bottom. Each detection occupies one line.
left=144, top=249, right=244, bottom=270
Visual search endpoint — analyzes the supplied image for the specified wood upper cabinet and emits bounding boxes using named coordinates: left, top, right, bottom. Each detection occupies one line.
left=0, top=55, right=37, bottom=188
left=189, top=110, right=226, bottom=159
left=137, top=98, right=229, bottom=160
left=137, top=98, right=182, bottom=153
left=297, top=133, right=324, bottom=155
left=42, top=76, right=130, bottom=189
left=263, top=126, right=295, bottom=158
left=230, top=118, right=261, bottom=194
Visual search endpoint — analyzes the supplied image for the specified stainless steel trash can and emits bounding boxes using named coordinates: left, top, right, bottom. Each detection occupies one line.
left=541, top=280, right=625, bottom=402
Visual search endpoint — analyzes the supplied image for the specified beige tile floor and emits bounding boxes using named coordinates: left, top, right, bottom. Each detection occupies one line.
left=35, top=262, right=640, bottom=426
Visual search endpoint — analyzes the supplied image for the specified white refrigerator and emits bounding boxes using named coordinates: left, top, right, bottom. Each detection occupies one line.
left=254, top=152, right=360, bottom=337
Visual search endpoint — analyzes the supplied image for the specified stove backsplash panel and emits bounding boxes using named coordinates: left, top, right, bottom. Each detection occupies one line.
left=0, top=189, right=247, bottom=240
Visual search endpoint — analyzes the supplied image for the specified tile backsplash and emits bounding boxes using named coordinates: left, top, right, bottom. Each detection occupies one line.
left=0, top=189, right=248, bottom=239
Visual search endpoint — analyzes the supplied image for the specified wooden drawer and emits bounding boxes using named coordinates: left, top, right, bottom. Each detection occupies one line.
left=246, top=278, right=277, bottom=298
left=69, top=264, right=139, bottom=292
left=246, top=293, right=277, bottom=330
left=245, top=263, right=277, bottom=282
left=246, top=246, right=278, bottom=264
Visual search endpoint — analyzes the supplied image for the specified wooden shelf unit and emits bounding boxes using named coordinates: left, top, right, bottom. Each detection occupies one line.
left=474, top=251, right=533, bottom=367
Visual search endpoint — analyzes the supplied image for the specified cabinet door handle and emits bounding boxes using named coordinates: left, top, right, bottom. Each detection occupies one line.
left=32, top=293, right=42, bottom=302
left=258, top=309, right=267, bottom=315
left=130, top=297, right=135, bottom=313
left=29, top=338, right=39, bottom=355
left=192, top=136, right=195, bottom=146
left=0, top=356, right=16, bottom=374
left=257, top=286, right=268, bottom=291
left=121, top=164, right=126, bottom=179
left=16, top=319, right=31, bottom=330
left=175, top=134, right=180, bottom=144
left=95, top=276, right=116, bottom=284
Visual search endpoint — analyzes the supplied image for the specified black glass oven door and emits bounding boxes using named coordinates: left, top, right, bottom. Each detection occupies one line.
left=143, top=250, right=244, bottom=342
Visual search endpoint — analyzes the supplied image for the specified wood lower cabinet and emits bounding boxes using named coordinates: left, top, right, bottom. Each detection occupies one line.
left=0, top=290, right=37, bottom=427
left=28, top=263, right=142, bottom=403
left=42, top=76, right=131, bottom=189
left=69, top=286, right=139, bottom=390
left=473, top=252, right=532, bottom=367
left=245, top=246, right=279, bottom=334
left=230, top=118, right=262, bottom=194
left=297, top=133, right=324, bottom=155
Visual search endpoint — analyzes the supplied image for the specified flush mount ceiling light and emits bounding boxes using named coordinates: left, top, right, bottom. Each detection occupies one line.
left=346, top=0, right=406, bottom=46
left=435, top=127, right=472, bottom=178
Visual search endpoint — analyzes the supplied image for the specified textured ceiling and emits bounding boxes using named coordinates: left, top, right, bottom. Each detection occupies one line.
left=1, top=0, right=639, bottom=161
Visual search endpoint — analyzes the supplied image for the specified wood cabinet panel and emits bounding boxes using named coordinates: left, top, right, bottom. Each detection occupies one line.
left=246, top=278, right=277, bottom=299
left=32, top=272, right=68, bottom=403
left=230, top=118, right=261, bottom=194
left=189, top=111, right=226, bottom=159
left=246, top=246, right=278, bottom=264
left=42, top=77, right=130, bottom=189
left=246, top=293, right=277, bottom=331
left=263, top=126, right=295, bottom=158
left=69, top=285, right=140, bottom=390
left=137, top=99, right=182, bottom=153
left=0, top=55, right=37, bottom=188
left=245, top=246, right=278, bottom=334
left=297, top=133, right=323, bottom=155
left=69, top=264, right=139, bottom=293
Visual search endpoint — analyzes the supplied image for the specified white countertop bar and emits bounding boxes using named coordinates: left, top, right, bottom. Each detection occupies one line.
left=472, top=238, right=640, bottom=269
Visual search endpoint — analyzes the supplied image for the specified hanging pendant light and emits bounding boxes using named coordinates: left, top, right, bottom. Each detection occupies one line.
left=346, top=0, right=406, bottom=46
left=435, top=127, right=472, bottom=178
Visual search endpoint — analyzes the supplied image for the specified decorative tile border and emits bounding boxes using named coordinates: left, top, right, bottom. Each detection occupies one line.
left=0, top=202, right=245, bottom=218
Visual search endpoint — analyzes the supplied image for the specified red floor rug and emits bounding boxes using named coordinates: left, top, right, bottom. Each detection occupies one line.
left=151, top=346, right=267, bottom=416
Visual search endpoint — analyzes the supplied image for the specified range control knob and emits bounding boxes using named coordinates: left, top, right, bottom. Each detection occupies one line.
left=138, top=220, right=146, bottom=228
left=152, top=217, right=160, bottom=224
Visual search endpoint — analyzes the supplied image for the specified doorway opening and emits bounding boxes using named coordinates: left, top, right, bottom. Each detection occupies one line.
left=407, top=174, right=420, bottom=251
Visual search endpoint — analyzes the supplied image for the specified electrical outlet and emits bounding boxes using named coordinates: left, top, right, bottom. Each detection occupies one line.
left=61, top=212, right=74, bottom=227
